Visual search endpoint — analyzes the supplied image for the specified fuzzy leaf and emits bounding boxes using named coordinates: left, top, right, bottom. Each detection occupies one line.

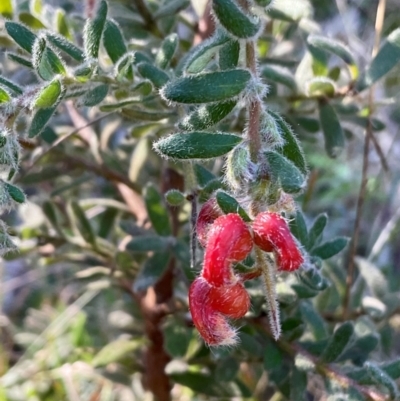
left=262, top=66, right=297, bottom=91
left=154, top=132, right=242, bottom=159
left=126, top=236, right=171, bottom=253
left=133, top=251, right=171, bottom=292
left=312, top=237, right=349, bottom=260
left=33, top=37, right=66, bottom=81
left=300, top=301, right=328, bottom=341
left=92, top=339, right=143, bottom=367
left=321, top=322, right=354, bottom=363
left=307, top=77, right=336, bottom=97
left=5, top=183, right=25, bottom=203
left=78, top=84, right=108, bottom=107
left=319, top=101, right=345, bottom=158
left=0, top=76, right=23, bottom=95
left=216, top=190, right=251, bottom=222
left=357, top=28, right=400, bottom=91
left=28, top=106, right=58, bottom=138
left=154, top=0, right=190, bottom=18
left=137, top=62, right=169, bottom=89
left=219, top=39, right=240, bottom=70
left=0, top=0, right=12, bottom=18
left=308, top=213, right=328, bottom=249
left=5, top=21, right=36, bottom=53
left=365, top=362, right=399, bottom=400
left=103, top=19, right=127, bottom=63
left=46, top=32, right=85, bottom=62
left=165, top=189, right=185, bottom=206
left=32, top=79, right=62, bottom=108
left=161, top=69, right=251, bottom=104
left=268, top=111, right=308, bottom=175
left=7, top=53, right=33, bottom=69
left=290, top=209, right=309, bottom=248
left=178, top=100, right=236, bottom=131
left=83, top=0, right=108, bottom=59
left=264, top=150, right=306, bottom=194
left=0, top=88, right=10, bottom=104
left=70, top=201, right=96, bottom=245
left=193, top=164, right=216, bottom=187
left=156, top=33, right=178, bottom=69
left=213, top=0, right=261, bottom=39
left=144, top=183, right=171, bottom=236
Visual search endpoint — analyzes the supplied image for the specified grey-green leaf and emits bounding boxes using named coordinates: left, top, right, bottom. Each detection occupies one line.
left=70, top=201, right=97, bottom=245
left=5, top=21, right=36, bottom=53
left=154, top=132, right=242, bottom=159
left=78, top=84, right=108, bottom=107
left=156, top=33, right=178, bottom=69
left=137, top=62, right=169, bottom=89
left=103, top=19, right=127, bottom=63
left=144, top=183, right=171, bottom=236
left=356, top=28, right=400, bottom=91
left=312, top=237, right=349, bottom=260
left=5, top=183, right=26, bottom=203
left=264, top=150, right=306, bottom=194
left=46, top=32, right=85, bottom=62
left=219, top=39, right=240, bottom=70
left=216, top=190, right=251, bottom=222
left=161, top=69, right=251, bottom=104
left=83, top=0, right=108, bottom=59
left=32, top=79, right=63, bottom=109
left=213, top=0, right=261, bottom=39
left=126, top=236, right=171, bottom=253
left=321, top=322, right=354, bottom=363
left=308, top=213, right=328, bottom=250
left=178, top=100, right=236, bottom=131
left=319, top=101, right=345, bottom=158
left=0, top=76, right=23, bottom=95
left=261, top=65, right=297, bottom=91
left=268, top=111, right=308, bottom=175
left=28, top=106, right=58, bottom=138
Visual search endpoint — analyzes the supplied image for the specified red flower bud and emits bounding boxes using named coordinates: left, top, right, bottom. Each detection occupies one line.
left=252, top=211, right=303, bottom=271
left=202, top=214, right=253, bottom=286
left=208, top=281, right=250, bottom=318
left=196, top=198, right=223, bottom=248
left=189, top=277, right=238, bottom=346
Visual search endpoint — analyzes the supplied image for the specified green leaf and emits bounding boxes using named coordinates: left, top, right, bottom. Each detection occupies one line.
left=78, top=84, right=108, bottom=107
left=339, top=334, right=379, bottom=364
left=137, top=62, right=169, bottom=89
left=321, top=322, right=354, bottom=363
left=356, top=257, right=388, bottom=298
left=213, top=0, right=261, bottom=39
left=163, top=324, right=191, bottom=358
left=7, top=53, right=33, bottom=69
left=165, top=189, right=185, bottom=206
left=308, top=213, right=328, bottom=249
left=144, top=183, right=171, bottom=236
left=19, top=12, right=46, bottom=29
left=219, top=39, right=240, bottom=70
left=46, top=32, right=85, bottom=62
left=289, top=209, right=308, bottom=248
left=32, top=78, right=62, bottom=108
left=0, top=0, right=12, bottom=18
left=103, top=19, right=127, bottom=63
left=156, top=33, right=178, bottom=69
left=312, top=237, right=349, bottom=260
left=178, top=100, right=236, bottom=131
left=307, top=35, right=358, bottom=79
left=100, top=98, right=141, bottom=112
left=92, top=339, right=143, bottom=367
left=290, top=368, right=307, bottom=401
left=5, top=21, right=36, bottom=53
left=154, top=132, right=242, bottom=159
left=318, top=101, right=345, bottom=158
left=365, top=362, right=399, bottom=400
left=261, top=65, right=297, bottom=91
left=83, top=0, right=108, bottom=59
left=215, top=357, right=240, bottom=382
left=268, top=111, right=308, bottom=175
left=5, top=183, right=25, bottom=203
left=0, top=88, right=10, bottom=104
left=264, top=150, right=306, bottom=194
left=126, top=236, right=171, bottom=253
left=161, top=69, right=251, bottom=104
left=70, top=201, right=97, bottom=245
left=300, top=301, right=328, bottom=341
left=54, top=8, right=71, bottom=39
left=184, top=30, right=229, bottom=74
left=298, top=268, right=329, bottom=291
left=154, top=0, right=190, bottom=18
left=32, top=37, right=66, bottom=80
left=28, top=106, right=58, bottom=138
left=356, top=28, right=400, bottom=91
left=193, top=164, right=216, bottom=187
left=306, top=77, right=336, bottom=97
left=0, top=76, right=23, bottom=95
left=263, top=341, right=283, bottom=370
left=215, top=190, right=251, bottom=222
left=133, top=251, right=171, bottom=292
left=121, top=108, right=173, bottom=121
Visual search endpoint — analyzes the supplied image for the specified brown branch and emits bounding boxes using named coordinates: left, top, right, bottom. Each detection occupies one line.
left=343, top=0, right=387, bottom=319
left=134, top=0, right=162, bottom=38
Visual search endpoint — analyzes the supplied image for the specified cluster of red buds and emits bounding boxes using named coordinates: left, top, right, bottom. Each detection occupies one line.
left=189, top=199, right=304, bottom=346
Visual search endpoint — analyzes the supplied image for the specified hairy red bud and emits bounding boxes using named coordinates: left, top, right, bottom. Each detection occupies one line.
left=189, top=277, right=239, bottom=346
left=252, top=211, right=303, bottom=271
left=196, top=198, right=223, bottom=247
left=202, top=213, right=253, bottom=286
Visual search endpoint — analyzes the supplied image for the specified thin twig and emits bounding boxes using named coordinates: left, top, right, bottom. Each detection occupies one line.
left=343, top=0, right=387, bottom=319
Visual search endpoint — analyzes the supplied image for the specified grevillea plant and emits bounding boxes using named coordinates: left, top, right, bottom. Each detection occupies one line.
left=2, top=0, right=400, bottom=400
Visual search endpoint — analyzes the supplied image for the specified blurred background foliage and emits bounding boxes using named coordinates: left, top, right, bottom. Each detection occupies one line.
left=0, top=0, right=400, bottom=400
